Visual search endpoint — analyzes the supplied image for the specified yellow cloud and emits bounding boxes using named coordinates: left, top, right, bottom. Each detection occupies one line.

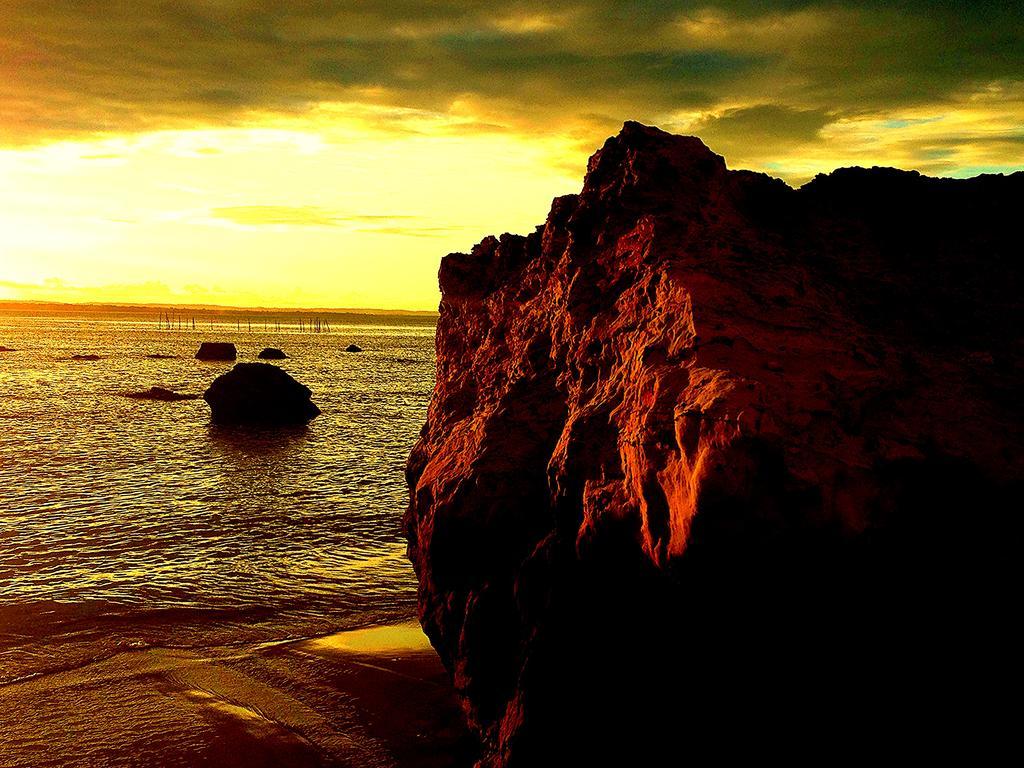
left=491, top=11, right=572, bottom=35
left=673, top=6, right=841, bottom=50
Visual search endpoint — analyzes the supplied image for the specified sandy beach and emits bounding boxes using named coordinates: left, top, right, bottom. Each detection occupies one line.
left=0, top=622, right=474, bottom=767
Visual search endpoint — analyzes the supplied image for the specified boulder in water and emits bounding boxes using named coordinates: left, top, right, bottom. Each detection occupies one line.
left=258, top=347, right=288, bottom=360
left=71, top=354, right=101, bottom=361
left=145, top=353, right=177, bottom=359
left=345, top=344, right=362, bottom=353
left=0, top=346, right=15, bottom=352
left=195, top=342, right=236, bottom=361
left=125, top=387, right=199, bottom=401
left=204, top=363, right=320, bottom=424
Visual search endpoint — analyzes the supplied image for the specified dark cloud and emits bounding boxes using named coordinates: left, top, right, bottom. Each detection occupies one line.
left=689, top=105, right=832, bottom=155
left=1, top=0, right=1022, bottom=155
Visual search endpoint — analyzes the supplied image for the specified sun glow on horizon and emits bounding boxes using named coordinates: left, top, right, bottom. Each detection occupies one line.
left=0, top=108, right=589, bottom=310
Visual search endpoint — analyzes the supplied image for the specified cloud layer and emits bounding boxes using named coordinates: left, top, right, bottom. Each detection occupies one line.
left=2, top=1, right=1022, bottom=175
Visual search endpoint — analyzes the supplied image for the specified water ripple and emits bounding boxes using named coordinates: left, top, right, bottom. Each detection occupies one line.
left=0, top=313, right=435, bottom=652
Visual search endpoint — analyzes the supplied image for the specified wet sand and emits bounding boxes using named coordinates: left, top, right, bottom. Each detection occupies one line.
left=0, top=622, right=475, bottom=767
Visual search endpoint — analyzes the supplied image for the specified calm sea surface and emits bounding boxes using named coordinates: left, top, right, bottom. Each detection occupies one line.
left=0, top=307, right=436, bottom=686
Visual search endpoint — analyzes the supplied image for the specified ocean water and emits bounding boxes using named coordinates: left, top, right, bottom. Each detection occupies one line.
left=0, top=307, right=436, bottom=687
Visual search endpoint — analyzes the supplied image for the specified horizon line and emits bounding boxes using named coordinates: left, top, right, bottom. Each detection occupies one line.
left=0, top=297, right=440, bottom=316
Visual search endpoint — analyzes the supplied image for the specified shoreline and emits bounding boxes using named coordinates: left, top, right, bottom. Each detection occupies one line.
left=0, top=620, right=475, bottom=767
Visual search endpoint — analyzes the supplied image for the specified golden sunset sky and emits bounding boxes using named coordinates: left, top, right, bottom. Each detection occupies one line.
left=2, top=1, right=1022, bottom=310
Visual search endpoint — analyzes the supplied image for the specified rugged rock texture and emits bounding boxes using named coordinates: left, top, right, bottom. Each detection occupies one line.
left=204, top=363, right=320, bottom=424
left=195, top=342, right=236, bottom=361
left=405, top=123, right=1022, bottom=766
left=345, top=344, right=363, bottom=353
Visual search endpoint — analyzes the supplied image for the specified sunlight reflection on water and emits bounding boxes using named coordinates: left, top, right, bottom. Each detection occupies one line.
left=0, top=310, right=435, bottom=679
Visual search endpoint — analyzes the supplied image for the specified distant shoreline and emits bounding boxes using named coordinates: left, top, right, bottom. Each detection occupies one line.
left=0, top=298, right=439, bottom=317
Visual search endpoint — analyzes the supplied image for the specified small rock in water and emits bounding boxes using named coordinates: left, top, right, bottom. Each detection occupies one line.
left=145, top=353, right=177, bottom=359
left=125, top=387, right=199, bottom=402
left=0, top=346, right=15, bottom=352
left=71, top=354, right=101, bottom=361
left=195, top=342, right=236, bottom=361
left=345, top=344, right=363, bottom=353
left=258, top=347, right=288, bottom=360
left=204, top=363, right=320, bottom=424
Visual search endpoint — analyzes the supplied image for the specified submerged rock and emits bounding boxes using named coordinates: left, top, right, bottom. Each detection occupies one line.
left=195, top=342, right=236, bottom=361
left=405, top=123, right=1023, bottom=765
left=204, top=363, right=320, bottom=424
left=125, top=387, right=199, bottom=401
left=145, top=353, right=177, bottom=359
left=345, top=344, right=362, bottom=353
left=257, top=347, right=288, bottom=360
left=70, top=354, right=101, bottom=361
left=0, top=346, right=15, bottom=352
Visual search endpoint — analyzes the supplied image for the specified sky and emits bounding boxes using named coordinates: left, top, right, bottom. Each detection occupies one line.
left=1, top=1, right=1022, bottom=310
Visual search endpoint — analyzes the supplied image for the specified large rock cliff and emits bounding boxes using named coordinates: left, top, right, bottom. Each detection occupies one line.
left=405, top=123, right=1022, bottom=766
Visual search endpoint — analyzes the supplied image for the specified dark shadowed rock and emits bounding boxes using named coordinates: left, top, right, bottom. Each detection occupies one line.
left=204, top=363, right=320, bottom=424
left=258, top=347, right=288, bottom=359
left=405, top=123, right=1023, bottom=766
left=70, top=354, right=101, bottom=361
left=125, top=387, right=199, bottom=401
left=345, top=344, right=362, bottom=353
left=195, top=342, right=236, bottom=361
left=0, top=346, right=15, bottom=352
left=145, top=353, right=177, bottom=359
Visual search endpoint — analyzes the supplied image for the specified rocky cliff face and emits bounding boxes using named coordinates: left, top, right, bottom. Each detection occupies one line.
left=405, top=123, right=1022, bottom=766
